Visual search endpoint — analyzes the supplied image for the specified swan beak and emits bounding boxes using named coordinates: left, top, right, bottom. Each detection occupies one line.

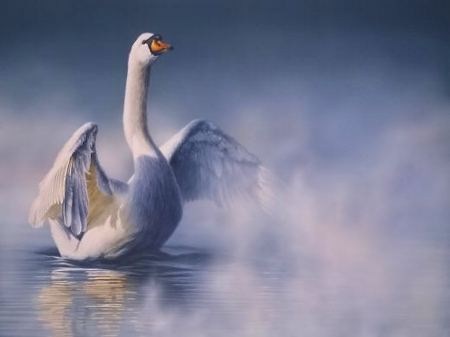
left=150, top=39, right=173, bottom=54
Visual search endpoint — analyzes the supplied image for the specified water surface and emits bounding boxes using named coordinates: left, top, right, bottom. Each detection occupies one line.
left=1, top=217, right=449, bottom=337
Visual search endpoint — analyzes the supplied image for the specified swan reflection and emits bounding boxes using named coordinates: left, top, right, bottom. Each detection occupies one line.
left=34, top=250, right=212, bottom=336
left=37, top=269, right=132, bottom=337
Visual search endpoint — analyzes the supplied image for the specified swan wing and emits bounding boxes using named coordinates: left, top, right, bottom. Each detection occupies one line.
left=161, top=119, right=275, bottom=208
left=29, top=122, right=126, bottom=238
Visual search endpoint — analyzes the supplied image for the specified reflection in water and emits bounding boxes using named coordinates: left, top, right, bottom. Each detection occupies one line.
left=33, top=249, right=212, bottom=337
left=37, top=269, right=131, bottom=337
left=38, top=272, right=75, bottom=337
left=1, top=235, right=448, bottom=337
left=83, top=271, right=130, bottom=336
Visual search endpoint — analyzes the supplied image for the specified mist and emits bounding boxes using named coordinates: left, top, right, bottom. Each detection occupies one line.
left=1, top=1, right=449, bottom=336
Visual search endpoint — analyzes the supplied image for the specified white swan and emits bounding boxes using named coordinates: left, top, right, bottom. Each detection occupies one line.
left=29, top=32, right=272, bottom=260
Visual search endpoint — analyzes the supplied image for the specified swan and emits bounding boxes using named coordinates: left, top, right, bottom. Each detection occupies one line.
left=29, top=32, right=273, bottom=260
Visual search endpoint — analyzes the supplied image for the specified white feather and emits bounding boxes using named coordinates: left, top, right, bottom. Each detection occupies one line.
left=28, top=33, right=278, bottom=260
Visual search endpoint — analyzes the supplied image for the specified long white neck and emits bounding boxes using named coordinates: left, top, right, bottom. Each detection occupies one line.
left=123, top=59, right=158, bottom=158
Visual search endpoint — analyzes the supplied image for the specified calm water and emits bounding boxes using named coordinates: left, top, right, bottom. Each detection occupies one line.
left=0, top=222, right=303, bottom=337
left=1, top=219, right=449, bottom=337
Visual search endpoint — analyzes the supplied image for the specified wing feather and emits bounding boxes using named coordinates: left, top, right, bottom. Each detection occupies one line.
left=161, top=119, right=276, bottom=210
left=29, top=122, right=120, bottom=238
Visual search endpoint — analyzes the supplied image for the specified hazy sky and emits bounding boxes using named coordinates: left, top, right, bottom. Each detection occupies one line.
left=1, top=0, right=448, bottom=115
left=1, top=0, right=449, bottom=224
left=0, top=0, right=448, bottom=224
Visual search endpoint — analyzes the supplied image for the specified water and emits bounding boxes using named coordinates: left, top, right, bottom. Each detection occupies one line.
left=1, top=215, right=449, bottom=337
left=1, top=223, right=303, bottom=337
left=5, top=246, right=218, bottom=337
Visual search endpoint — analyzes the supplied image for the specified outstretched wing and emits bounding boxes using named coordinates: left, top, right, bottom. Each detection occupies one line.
left=29, top=122, right=125, bottom=238
left=160, top=119, right=275, bottom=209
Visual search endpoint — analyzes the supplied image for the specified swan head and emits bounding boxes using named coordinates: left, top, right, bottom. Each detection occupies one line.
left=129, top=32, right=173, bottom=67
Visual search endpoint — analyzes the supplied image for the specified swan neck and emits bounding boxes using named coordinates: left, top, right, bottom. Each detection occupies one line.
left=123, top=61, right=157, bottom=157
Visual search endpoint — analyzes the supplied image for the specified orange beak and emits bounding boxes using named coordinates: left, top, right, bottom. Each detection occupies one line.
left=150, top=39, right=173, bottom=54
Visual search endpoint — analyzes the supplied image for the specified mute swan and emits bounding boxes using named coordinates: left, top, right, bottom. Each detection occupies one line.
left=29, top=32, right=272, bottom=260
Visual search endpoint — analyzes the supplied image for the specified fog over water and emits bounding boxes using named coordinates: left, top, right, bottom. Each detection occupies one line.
left=0, top=1, right=449, bottom=336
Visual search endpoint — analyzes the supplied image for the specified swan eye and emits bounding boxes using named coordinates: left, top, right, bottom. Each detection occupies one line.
left=142, top=35, right=161, bottom=45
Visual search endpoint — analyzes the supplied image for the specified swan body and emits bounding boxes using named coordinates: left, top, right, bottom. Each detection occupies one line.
left=29, top=33, right=271, bottom=260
